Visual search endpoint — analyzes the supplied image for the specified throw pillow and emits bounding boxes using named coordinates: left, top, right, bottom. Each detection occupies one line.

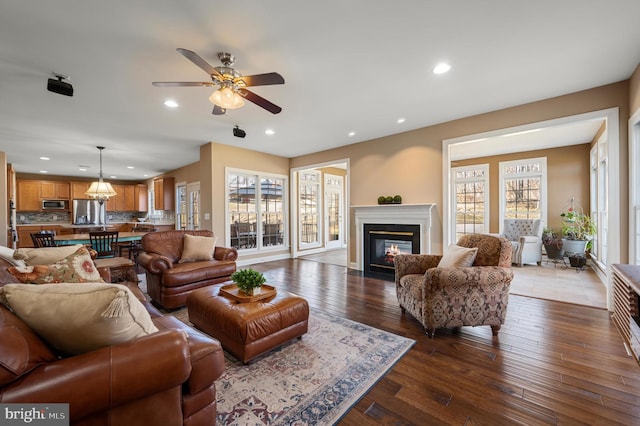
left=0, top=283, right=159, bottom=355
left=14, top=244, right=85, bottom=266
left=8, top=246, right=103, bottom=284
left=437, top=244, right=478, bottom=268
left=178, top=234, right=216, bottom=263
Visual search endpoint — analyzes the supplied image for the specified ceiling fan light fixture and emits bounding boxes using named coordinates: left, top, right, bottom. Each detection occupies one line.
left=209, top=87, right=245, bottom=109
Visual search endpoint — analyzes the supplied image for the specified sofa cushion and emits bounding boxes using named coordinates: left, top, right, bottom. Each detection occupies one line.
left=437, top=244, right=478, bottom=268
left=0, top=283, right=158, bottom=355
left=0, top=305, right=57, bottom=386
left=14, top=244, right=85, bottom=265
left=179, top=234, right=216, bottom=264
left=162, top=260, right=237, bottom=287
left=0, top=246, right=27, bottom=268
left=8, top=246, right=103, bottom=284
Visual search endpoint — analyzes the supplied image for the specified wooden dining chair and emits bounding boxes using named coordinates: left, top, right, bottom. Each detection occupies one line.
left=31, top=231, right=58, bottom=247
left=89, top=231, right=119, bottom=258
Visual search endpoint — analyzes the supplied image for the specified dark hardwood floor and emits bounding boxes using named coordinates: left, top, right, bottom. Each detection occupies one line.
left=246, top=258, right=640, bottom=425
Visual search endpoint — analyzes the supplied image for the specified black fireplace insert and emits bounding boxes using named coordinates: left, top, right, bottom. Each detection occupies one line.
left=363, top=223, right=420, bottom=280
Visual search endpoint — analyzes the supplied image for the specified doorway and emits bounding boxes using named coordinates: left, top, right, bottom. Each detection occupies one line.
left=325, top=174, right=344, bottom=250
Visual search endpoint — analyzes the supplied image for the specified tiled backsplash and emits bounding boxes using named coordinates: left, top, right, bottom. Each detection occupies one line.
left=16, top=211, right=174, bottom=225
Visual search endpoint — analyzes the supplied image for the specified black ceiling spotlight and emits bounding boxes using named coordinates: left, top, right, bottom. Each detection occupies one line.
left=233, top=125, right=246, bottom=138
left=47, top=73, right=73, bottom=97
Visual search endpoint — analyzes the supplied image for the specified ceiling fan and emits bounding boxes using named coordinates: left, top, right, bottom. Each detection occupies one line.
left=153, top=48, right=284, bottom=115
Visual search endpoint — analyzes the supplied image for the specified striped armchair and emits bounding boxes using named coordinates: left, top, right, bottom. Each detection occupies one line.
left=394, top=234, right=513, bottom=337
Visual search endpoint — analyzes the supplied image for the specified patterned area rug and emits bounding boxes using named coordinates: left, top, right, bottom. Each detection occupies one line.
left=213, top=309, right=414, bottom=425
left=164, top=302, right=414, bottom=425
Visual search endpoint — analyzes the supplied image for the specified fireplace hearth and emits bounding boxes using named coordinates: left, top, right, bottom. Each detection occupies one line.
left=364, top=224, right=420, bottom=280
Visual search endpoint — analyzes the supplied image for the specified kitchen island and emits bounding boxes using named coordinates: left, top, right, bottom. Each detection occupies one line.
left=54, top=231, right=148, bottom=245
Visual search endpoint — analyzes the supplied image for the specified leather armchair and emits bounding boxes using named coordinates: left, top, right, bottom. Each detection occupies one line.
left=394, top=234, right=514, bottom=337
left=502, top=218, right=543, bottom=267
left=0, top=267, right=225, bottom=426
left=137, top=230, right=238, bottom=309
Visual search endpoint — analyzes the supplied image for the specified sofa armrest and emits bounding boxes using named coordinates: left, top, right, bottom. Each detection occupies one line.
left=0, top=329, right=191, bottom=420
left=137, top=252, right=173, bottom=274
left=426, top=266, right=514, bottom=290
left=214, top=246, right=238, bottom=262
left=520, top=235, right=540, bottom=244
left=394, top=254, right=442, bottom=283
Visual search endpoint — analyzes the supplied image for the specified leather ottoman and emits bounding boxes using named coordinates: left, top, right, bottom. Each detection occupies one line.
left=186, top=284, right=309, bottom=364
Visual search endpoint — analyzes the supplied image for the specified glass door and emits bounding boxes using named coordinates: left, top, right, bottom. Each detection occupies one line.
left=187, top=182, right=200, bottom=230
left=325, top=174, right=344, bottom=249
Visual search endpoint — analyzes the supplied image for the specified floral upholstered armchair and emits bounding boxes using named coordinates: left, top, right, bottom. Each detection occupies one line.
left=394, top=234, right=513, bottom=337
left=502, top=218, right=543, bottom=267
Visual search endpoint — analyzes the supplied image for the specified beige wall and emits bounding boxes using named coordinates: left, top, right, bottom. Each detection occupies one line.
left=454, top=144, right=591, bottom=233
left=290, top=81, right=630, bottom=263
left=630, top=62, right=640, bottom=114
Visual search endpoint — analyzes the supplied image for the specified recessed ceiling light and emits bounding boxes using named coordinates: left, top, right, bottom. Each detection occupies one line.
left=348, top=131, right=356, bottom=137
left=433, top=63, right=451, bottom=74
left=265, top=129, right=275, bottom=135
left=164, top=100, right=179, bottom=108
left=40, top=156, right=50, bottom=161
left=78, top=167, right=87, bottom=172
left=110, top=175, right=117, bottom=179
left=397, top=118, right=406, bottom=124
left=143, top=174, right=148, bottom=177
left=39, top=170, right=48, bottom=174
left=127, top=166, right=135, bottom=169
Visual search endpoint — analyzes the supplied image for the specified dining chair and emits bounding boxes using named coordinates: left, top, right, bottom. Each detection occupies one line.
left=31, top=231, right=58, bottom=247
left=89, top=231, right=119, bottom=258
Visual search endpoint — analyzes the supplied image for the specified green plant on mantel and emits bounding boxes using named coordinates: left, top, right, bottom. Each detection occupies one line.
left=231, top=268, right=266, bottom=295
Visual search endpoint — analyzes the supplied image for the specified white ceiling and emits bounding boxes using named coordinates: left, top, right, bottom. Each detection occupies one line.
left=1, top=1, right=640, bottom=180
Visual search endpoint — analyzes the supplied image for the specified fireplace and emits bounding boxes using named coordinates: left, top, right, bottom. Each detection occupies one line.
left=353, top=203, right=435, bottom=278
left=364, top=224, right=420, bottom=279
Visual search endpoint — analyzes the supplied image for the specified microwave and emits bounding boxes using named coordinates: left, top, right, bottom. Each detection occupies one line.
left=42, top=199, right=67, bottom=210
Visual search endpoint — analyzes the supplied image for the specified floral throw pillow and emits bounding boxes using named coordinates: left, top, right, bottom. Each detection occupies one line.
left=8, top=246, right=104, bottom=284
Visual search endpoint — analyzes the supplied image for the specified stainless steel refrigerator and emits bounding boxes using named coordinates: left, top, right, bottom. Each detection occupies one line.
left=72, top=199, right=106, bottom=225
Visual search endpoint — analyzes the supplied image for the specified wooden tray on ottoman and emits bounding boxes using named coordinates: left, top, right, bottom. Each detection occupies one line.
left=220, top=284, right=277, bottom=303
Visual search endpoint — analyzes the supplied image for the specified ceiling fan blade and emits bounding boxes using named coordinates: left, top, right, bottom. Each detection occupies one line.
left=236, top=72, right=285, bottom=87
left=212, top=105, right=227, bottom=115
left=176, top=48, right=223, bottom=79
left=152, top=82, right=214, bottom=87
left=239, top=89, right=282, bottom=114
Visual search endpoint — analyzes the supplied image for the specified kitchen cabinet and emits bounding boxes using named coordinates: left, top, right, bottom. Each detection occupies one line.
left=16, top=181, right=41, bottom=211
left=41, top=182, right=70, bottom=199
left=105, top=184, right=138, bottom=212
left=153, top=177, right=175, bottom=211
left=71, top=181, right=92, bottom=199
left=135, top=184, right=148, bottom=212
left=16, top=225, right=70, bottom=248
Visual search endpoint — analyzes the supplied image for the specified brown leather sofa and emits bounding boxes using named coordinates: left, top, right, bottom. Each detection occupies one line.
left=137, top=230, right=238, bottom=309
left=0, top=259, right=225, bottom=426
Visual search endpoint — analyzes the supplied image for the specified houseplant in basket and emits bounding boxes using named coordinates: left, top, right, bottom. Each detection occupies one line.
left=542, top=228, right=565, bottom=260
left=231, top=268, right=266, bottom=296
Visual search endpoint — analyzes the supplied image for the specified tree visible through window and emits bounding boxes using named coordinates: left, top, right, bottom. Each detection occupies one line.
left=453, top=165, right=488, bottom=241
left=499, top=158, right=546, bottom=224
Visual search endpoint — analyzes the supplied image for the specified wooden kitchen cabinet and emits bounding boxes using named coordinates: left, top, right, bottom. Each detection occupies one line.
left=71, top=181, right=92, bottom=199
left=17, top=225, right=72, bottom=248
left=41, top=181, right=70, bottom=199
left=16, top=181, right=41, bottom=211
left=135, top=184, right=148, bottom=212
left=105, top=184, right=137, bottom=212
left=153, top=177, right=175, bottom=211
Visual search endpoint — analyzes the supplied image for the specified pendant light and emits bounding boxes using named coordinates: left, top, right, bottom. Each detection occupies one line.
left=85, top=146, right=117, bottom=204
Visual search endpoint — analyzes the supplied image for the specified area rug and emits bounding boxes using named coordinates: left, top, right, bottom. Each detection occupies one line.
left=165, top=304, right=414, bottom=425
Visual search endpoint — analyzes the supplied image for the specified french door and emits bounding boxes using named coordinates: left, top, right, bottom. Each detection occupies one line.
left=325, top=174, right=344, bottom=249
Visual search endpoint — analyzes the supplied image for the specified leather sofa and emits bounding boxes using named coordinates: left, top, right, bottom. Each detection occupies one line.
left=0, top=258, right=225, bottom=426
left=137, top=230, right=238, bottom=309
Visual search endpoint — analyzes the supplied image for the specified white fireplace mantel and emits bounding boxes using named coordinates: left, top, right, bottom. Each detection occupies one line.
left=353, top=203, right=435, bottom=271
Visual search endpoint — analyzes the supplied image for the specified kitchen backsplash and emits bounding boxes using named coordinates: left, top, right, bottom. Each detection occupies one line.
left=17, top=211, right=174, bottom=224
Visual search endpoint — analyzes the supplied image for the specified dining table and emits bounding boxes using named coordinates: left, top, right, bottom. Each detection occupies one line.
left=54, top=231, right=148, bottom=246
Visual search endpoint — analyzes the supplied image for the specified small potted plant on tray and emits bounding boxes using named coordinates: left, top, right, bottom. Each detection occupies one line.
left=542, top=228, right=565, bottom=260
left=231, top=268, right=266, bottom=296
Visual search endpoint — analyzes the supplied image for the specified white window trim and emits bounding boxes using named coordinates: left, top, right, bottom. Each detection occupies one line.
left=498, top=157, right=547, bottom=232
left=629, top=107, right=640, bottom=265
left=298, top=169, right=323, bottom=250
left=451, top=164, right=490, bottom=241
left=224, top=167, right=288, bottom=252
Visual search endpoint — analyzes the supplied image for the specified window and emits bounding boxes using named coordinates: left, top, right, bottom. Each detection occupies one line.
left=227, top=170, right=286, bottom=251
left=299, top=170, right=320, bottom=247
left=499, top=157, right=547, bottom=226
left=452, top=165, right=489, bottom=241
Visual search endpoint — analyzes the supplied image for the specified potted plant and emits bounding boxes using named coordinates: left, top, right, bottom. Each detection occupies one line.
left=560, top=206, right=596, bottom=256
left=231, top=268, right=267, bottom=296
left=542, top=228, right=565, bottom=260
